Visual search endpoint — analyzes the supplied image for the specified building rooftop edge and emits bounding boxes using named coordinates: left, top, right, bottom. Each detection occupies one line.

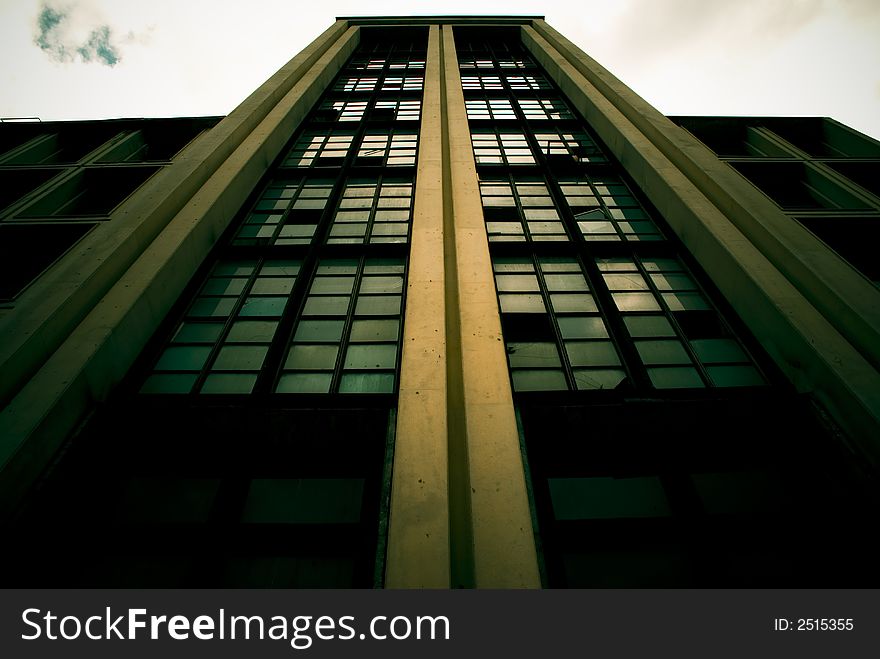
left=336, top=15, right=544, bottom=22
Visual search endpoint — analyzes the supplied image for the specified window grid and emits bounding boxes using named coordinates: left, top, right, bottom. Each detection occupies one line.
left=278, top=257, right=405, bottom=394
left=506, top=74, right=553, bottom=90
left=461, top=75, right=504, bottom=90
left=283, top=130, right=356, bottom=168
left=465, top=98, right=516, bottom=121
left=495, top=255, right=627, bottom=392
left=141, top=36, right=422, bottom=397
left=598, top=255, right=766, bottom=389
left=558, top=175, right=664, bottom=242
left=471, top=128, right=535, bottom=166
left=380, top=76, right=424, bottom=92
left=356, top=128, right=419, bottom=167
left=142, top=258, right=302, bottom=394
left=532, top=128, right=608, bottom=164
left=374, top=99, right=421, bottom=121
left=480, top=174, right=570, bottom=243
left=328, top=177, right=413, bottom=246
left=233, top=178, right=334, bottom=247
left=517, top=98, right=575, bottom=121
left=318, top=100, right=369, bottom=123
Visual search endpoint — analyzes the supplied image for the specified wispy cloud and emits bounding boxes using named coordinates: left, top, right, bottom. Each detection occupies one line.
left=34, top=1, right=125, bottom=66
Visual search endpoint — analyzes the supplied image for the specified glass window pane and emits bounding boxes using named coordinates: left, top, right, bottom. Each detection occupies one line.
left=635, top=340, right=692, bottom=365
left=359, top=276, right=404, bottom=294
left=227, top=320, right=278, bottom=343
left=339, top=373, right=395, bottom=393
left=495, top=274, right=540, bottom=292
left=544, top=274, right=588, bottom=291
left=285, top=344, right=339, bottom=370
left=573, top=369, right=627, bottom=390
left=311, top=277, right=355, bottom=295
left=189, top=298, right=237, bottom=318
left=662, top=292, right=710, bottom=311
left=613, top=293, right=661, bottom=312
left=202, top=278, right=247, bottom=296
left=155, top=346, right=211, bottom=371
left=213, top=345, right=268, bottom=371
left=551, top=294, right=598, bottom=313
left=624, top=316, right=676, bottom=337
left=690, top=338, right=749, bottom=364
left=343, top=344, right=397, bottom=369
left=250, top=278, right=294, bottom=295
left=648, top=367, right=704, bottom=389
left=350, top=319, right=400, bottom=342
left=603, top=273, right=649, bottom=290
left=499, top=294, right=545, bottom=313
left=511, top=369, right=567, bottom=392
left=557, top=316, right=608, bottom=339
left=173, top=323, right=224, bottom=343
left=507, top=342, right=561, bottom=368
left=565, top=341, right=621, bottom=367
left=276, top=373, right=333, bottom=394
left=239, top=297, right=287, bottom=317
left=302, top=296, right=351, bottom=316
left=293, top=320, right=345, bottom=342
left=201, top=373, right=257, bottom=394
left=354, top=295, right=401, bottom=316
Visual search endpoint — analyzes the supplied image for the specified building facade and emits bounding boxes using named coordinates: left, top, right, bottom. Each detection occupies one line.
left=1, top=16, right=879, bottom=588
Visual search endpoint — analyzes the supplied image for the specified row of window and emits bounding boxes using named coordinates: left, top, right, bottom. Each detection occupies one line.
left=479, top=173, right=664, bottom=244
left=495, top=255, right=765, bottom=392
left=316, top=98, right=421, bottom=123
left=333, top=76, right=424, bottom=93
left=232, top=176, right=413, bottom=247
left=142, top=256, right=407, bottom=395
left=465, top=98, right=575, bottom=121
left=284, top=127, right=419, bottom=168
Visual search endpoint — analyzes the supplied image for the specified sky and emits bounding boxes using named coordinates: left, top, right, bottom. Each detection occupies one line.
left=0, top=0, right=878, bottom=141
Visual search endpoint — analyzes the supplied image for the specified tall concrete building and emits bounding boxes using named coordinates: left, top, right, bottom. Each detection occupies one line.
left=1, top=16, right=879, bottom=588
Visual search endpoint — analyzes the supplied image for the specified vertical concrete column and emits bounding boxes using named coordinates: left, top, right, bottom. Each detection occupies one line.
left=440, top=26, right=541, bottom=588
left=386, top=25, right=451, bottom=588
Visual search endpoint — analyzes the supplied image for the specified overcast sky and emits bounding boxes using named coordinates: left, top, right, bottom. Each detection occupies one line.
left=1, top=0, right=878, bottom=141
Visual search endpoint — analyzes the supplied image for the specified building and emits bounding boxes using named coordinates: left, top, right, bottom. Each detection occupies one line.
left=1, top=16, right=879, bottom=588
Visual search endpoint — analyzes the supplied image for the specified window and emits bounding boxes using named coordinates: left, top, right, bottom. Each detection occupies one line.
left=517, top=98, right=574, bottom=121
left=329, top=177, right=413, bottom=245
left=142, top=259, right=301, bottom=394
left=278, top=257, right=405, bottom=394
left=471, top=128, right=534, bottom=166
left=461, top=75, right=503, bottom=90
left=356, top=128, right=418, bottom=167
left=506, top=74, right=553, bottom=90
left=557, top=175, right=663, bottom=242
left=374, top=99, right=421, bottom=121
left=233, top=178, right=333, bottom=246
left=465, top=99, right=516, bottom=121
left=480, top=175, right=569, bottom=243
left=283, top=130, right=356, bottom=168
left=317, top=100, right=369, bottom=122
left=533, top=128, right=607, bottom=164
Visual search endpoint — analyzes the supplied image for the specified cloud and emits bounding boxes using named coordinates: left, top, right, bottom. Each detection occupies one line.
left=34, top=1, right=123, bottom=66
